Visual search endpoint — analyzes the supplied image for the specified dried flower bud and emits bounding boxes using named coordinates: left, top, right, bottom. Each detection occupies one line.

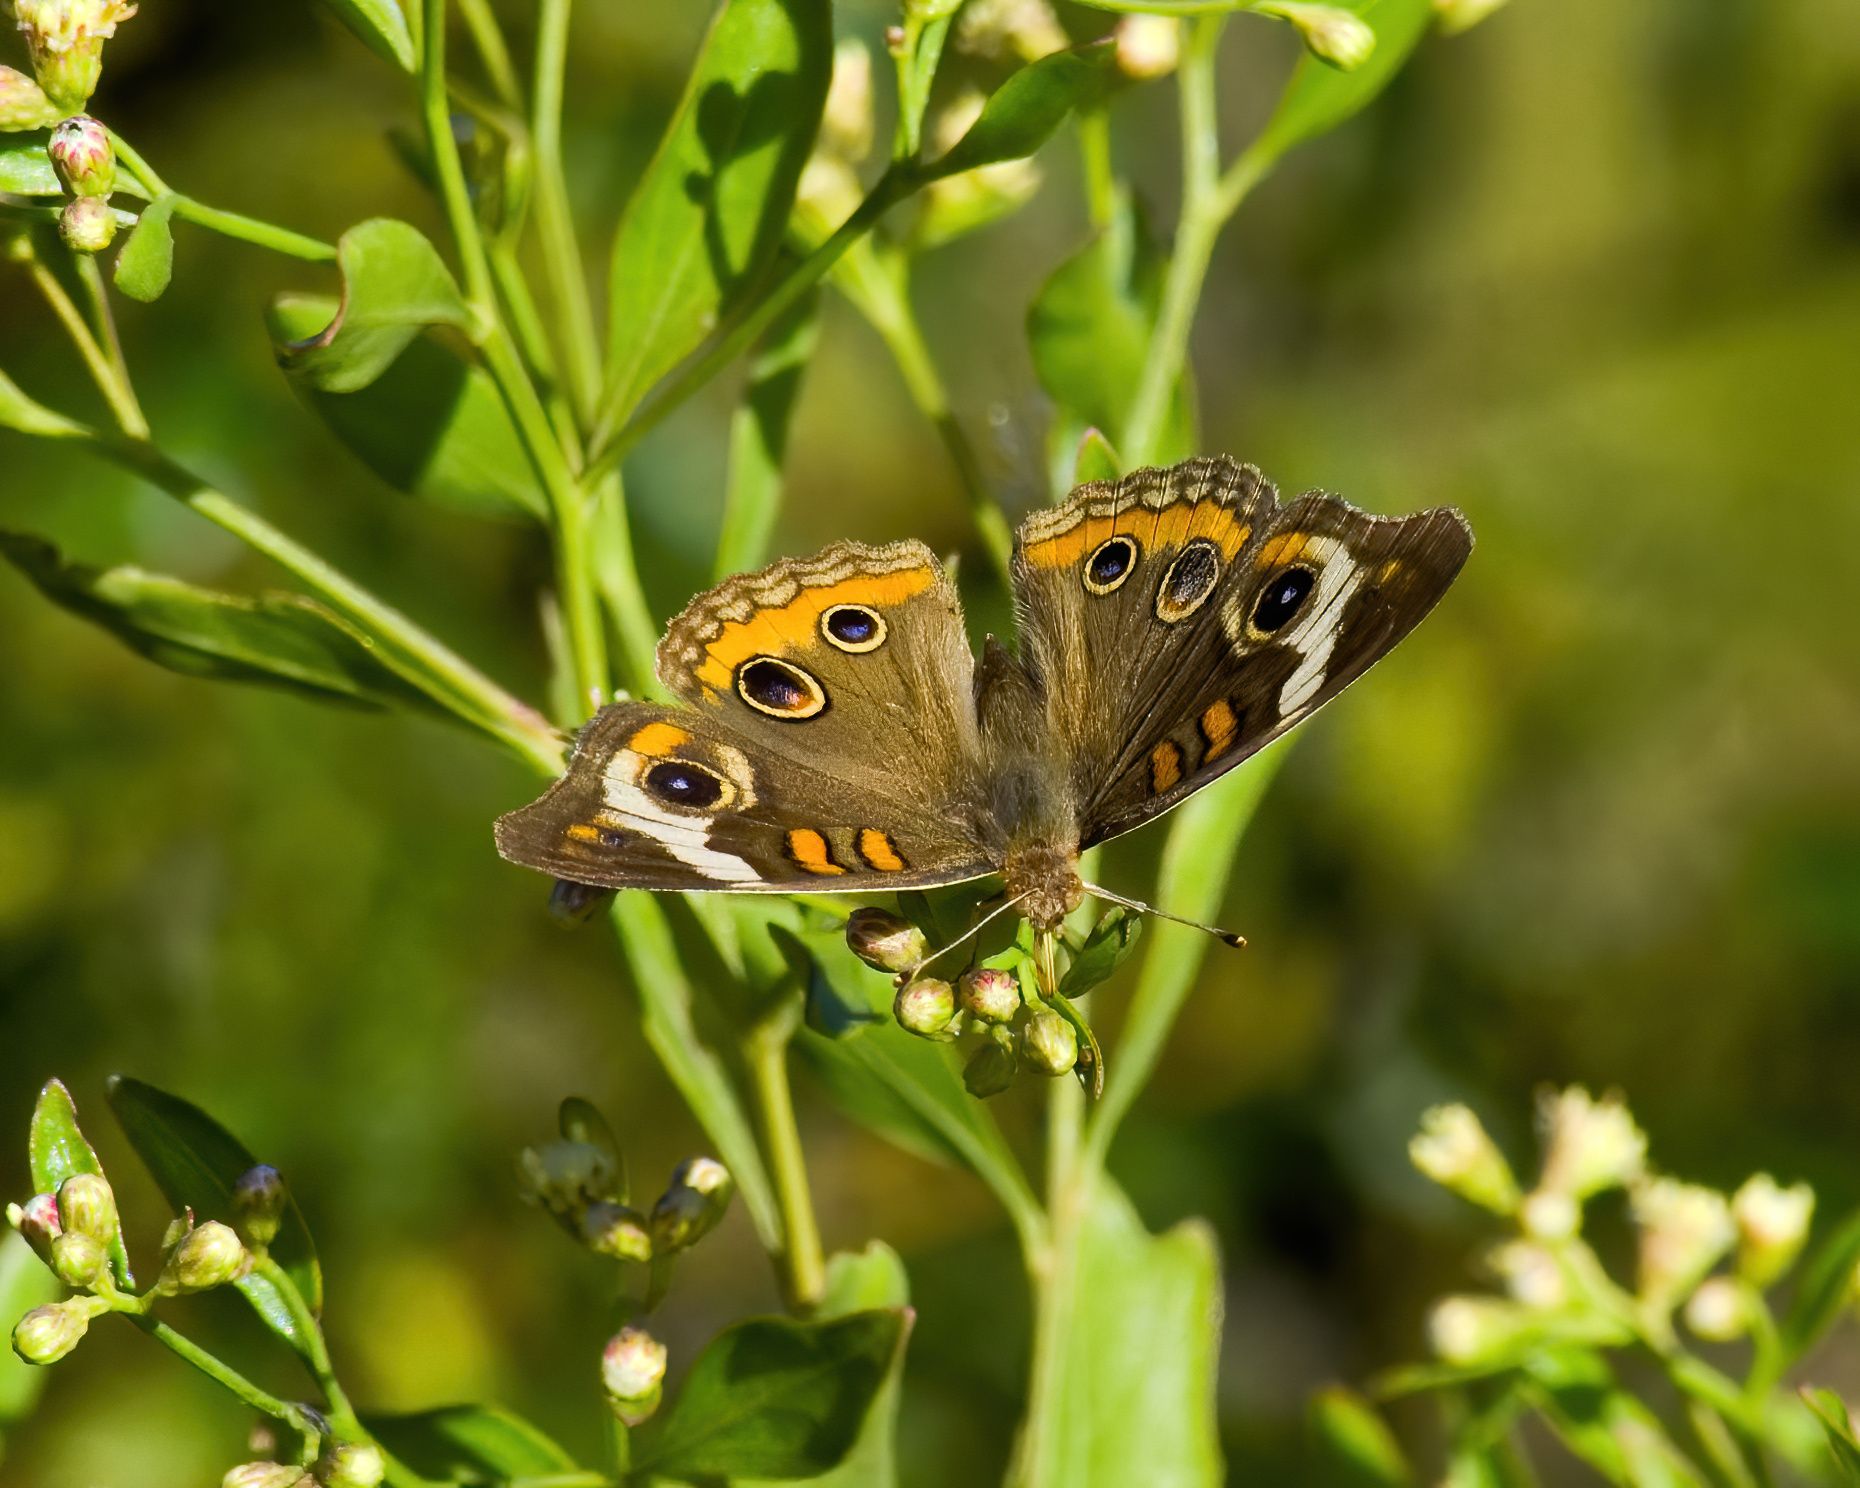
left=893, top=977, right=957, bottom=1039
left=602, top=1326, right=668, bottom=1425
left=1020, top=1009, right=1078, bottom=1077
left=1683, top=1276, right=1750, bottom=1343
left=954, top=0, right=1068, bottom=63
left=0, top=66, right=60, bottom=131
left=651, top=1157, right=733, bottom=1253
left=1409, top=1104, right=1520, bottom=1215
left=11, top=1298, right=91, bottom=1364
left=580, top=1202, right=653, bottom=1264
left=516, top=1139, right=618, bottom=1219
left=9, top=1192, right=62, bottom=1262
left=1427, top=1294, right=1533, bottom=1366
left=232, top=1165, right=287, bottom=1250
left=49, top=1231, right=107, bottom=1289
left=1260, top=3, right=1376, bottom=70
left=56, top=1173, right=118, bottom=1246
left=58, top=194, right=116, bottom=253
left=160, top=1219, right=248, bottom=1294
left=13, top=0, right=138, bottom=113
left=845, top=908, right=927, bottom=974
left=49, top=115, right=113, bottom=197
left=959, top=966, right=1020, bottom=1025
left=316, top=1441, right=386, bottom=1488
left=1732, top=1173, right=1814, bottom=1288
left=1114, top=15, right=1180, bottom=80
left=1633, top=1178, right=1733, bottom=1313
left=1487, top=1241, right=1566, bottom=1311
left=1535, top=1086, right=1646, bottom=1203
left=963, top=1037, right=1018, bottom=1099
left=820, top=38, right=874, bottom=162
left=1433, top=0, right=1514, bottom=35
left=221, top=1463, right=313, bottom=1488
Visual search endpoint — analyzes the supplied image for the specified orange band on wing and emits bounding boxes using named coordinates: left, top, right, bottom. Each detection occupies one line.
left=627, top=721, right=691, bottom=755
left=695, top=570, right=935, bottom=690
left=565, top=823, right=604, bottom=844
left=786, top=828, right=845, bottom=876
left=1254, top=532, right=1311, bottom=569
left=1150, top=741, right=1182, bottom=794
left=1022, top=505, right=1251, bottom=571
left=1199, top=700, right=1238, bottom=759
left=857, top=828, right=906, bottom=872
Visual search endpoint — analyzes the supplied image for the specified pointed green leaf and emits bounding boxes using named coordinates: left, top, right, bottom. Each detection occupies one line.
left=0, top=532, right=438, bottom=711
left=1072, top=428, right=1123, bottom=485
left=275, top=219, right=471, bottom=393
left=364, top=1404, right=581, bottom=1479
left=0, top=133, right=58, bottom=196
left=25, top=1079, right=133, bottom=1288
left=311, top=0, right=415, bottom=72
left=1061, top=908, right=1142, bottom=999
left=715, top=292, right=819, bottom=578
left=923, top=42, right=1116, bottom=179
left=113, top=195, right=176, bottom=303
left=1309, top=1386, right=1412, bottom=1487
left=0, top=368, right=87, bottom=439
left=1783, top=1207, right=1860, bottom=1365
left=1250, top=0, right=1435, bottom=167
left=604, top=0, right=832, bottom=418
left=269, top=294, right=543, bottom=523
left=1521, top=1350, right=1704, bottom=1487
left=1803, top=1388, right=1860, bottom=1483
left=637, top=1310, right=907, bottom=1479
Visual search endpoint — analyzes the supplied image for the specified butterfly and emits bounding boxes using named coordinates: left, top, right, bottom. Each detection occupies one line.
left=495, top=456, right=1473, bottom=935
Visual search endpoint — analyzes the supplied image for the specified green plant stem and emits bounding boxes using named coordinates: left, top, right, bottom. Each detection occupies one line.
left=250, top=1255, right=359, bottom=1430
left=1014, top=1063, right=1088, bottom=1488
left=1076, top=107, right=1118, bottom=233
left=127, top=1312, right=309, bottom=1430
left=531, top=0, right=603, bottom=425
left=107, top=131, right=337, bottom=262
left=890, top=16, right=951, bottom=162
left=22, top=252, right=146, bottom=436
left=747, top=1020, right=827, bottom=1312
left=590, top=472, right=662, bottom=698
left=457, top=0, right=523, bottom=108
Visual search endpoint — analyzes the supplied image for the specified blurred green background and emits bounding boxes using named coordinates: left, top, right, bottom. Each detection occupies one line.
left=4, top=0, right=1859, bottom=1481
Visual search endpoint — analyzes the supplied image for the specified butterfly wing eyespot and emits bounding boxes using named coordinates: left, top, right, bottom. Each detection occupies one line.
left=1249, top=565, right=1316, bottom=636
left=819, top=603, right=887, bottom=653
left=1155, top=539, right=1223, bottom=623
left=735, top=656, right=828, bottom=719
left=1083, top=536, right=1139, bottom=594
left=641, top=758, right=732, bottom=812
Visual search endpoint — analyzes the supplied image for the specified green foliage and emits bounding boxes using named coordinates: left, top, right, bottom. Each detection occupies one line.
left=925, top=42, right=1117, bottom=177
left=0, top=134, right=58, bottom=196
left=364, top=1405, right=580, bottom=1480
left=112, top=196, right=175, bottom=303
left=311, top=0, right=416, bottom=72
left=25, top=1080, right=132, bottom=1289
left=1249, top=0, right=1435, bottom=164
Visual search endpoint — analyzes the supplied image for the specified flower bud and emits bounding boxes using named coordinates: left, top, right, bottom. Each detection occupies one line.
left=1427, top=1294, right=1534, bottom=1366
left=9, top=1191, right=63, bottom=1263
left=56, top=1173, right=118, bottom=1246
left=1487, top=1241, right=1566, bottom=1311
left=1632, top=1178, right=1733, bottom=1313
left=959, top=966, right=1020, bottom=1025
left=1409, top=1104, right=1521, bottom=1215
left=49, top=115, right=114, bottom=197
left=602, top=1326, right=668, bottom=1425
left=919, top=90, right=1041, bottom=248
left=11, top=1299, right=90, bottom=1364
left=820, top=38, right=874, bottom=162
left=1732, top=1173, right=1813, bottom=1288
left=221, top=1464, right=312, bottom=1488
left=58, top=194, right=116, bottom=253
left=0, top=66, right=60, bottom=131
left=1020, top=1009, right=1078, bottom=1077
left=1114, top=15, right=1180, bottom=80
left=954, top=0, right=1068, bottom=63
left=1261, top=3, right=1376, bottom=70
left=845, top=908, right=927, bottom=975
left=1433, top=0, right=1514, bottom=36
left=963, top=1037, right=1018, bottom=1099
left=894, top=977, right=957, bottom=1038
left=233, top=1165, right=287, bottom=1250
left=316, top=1441, right=386, bottom=1488
left=1683, top=1275, right=1750, bottom=1343
left=1519, top=1188, right=1580, bottom=1243
left=651, top=1156, right=733, bottom=1253
left=13, top=0, right=138, bottom=113
left=580, top=1202, right=652, bottom=1264
left=516, top=1139, right=618, bottom=1219
left=49, top=1231, right=107, bottom=1289
left=1535, top=1086, right=1646, bottom=1203
left=160, top=1219, right=248, bottom=1293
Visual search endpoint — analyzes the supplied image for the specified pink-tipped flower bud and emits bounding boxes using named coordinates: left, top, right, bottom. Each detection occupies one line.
left=0, top=66, right=60, bottom=130
left=48, top=115, right=113, bottom=197
left=602, top=1326, right=668, bottom=1425
left=232, top=1165, right=286, bottom=1250
left=651, top=1157, right=733, bottom=1254
left=55, top=1173, right=118, bottom=1246
left=893, top=977, right=957, bottom=1039
left=13, top=0, right=138, bottom=113
left=11, top=1298, right=91, bottom=1364
left=963, top=1037, right=1018, bottom=1099
left=221, top=1464, right=313, bottom=1488
left=846, top=908, right=927, bottom=974
left=49, top=1231, right=107, bottom=1289
left=516, top=1139, right=618, bottom=1220
left=315, top=1441, right=386, bottom=1488
left=58, top=195, right=116, bottom=253
left=1019, top=1009, right=1078, bottom=1077
left=8, top=1192, right=63, bottom=1263
left=959, top=966, right=1020, bottom=1025
left=580, top=1202, right=653, bottom=1264
left=159, top=1219, right=248, bottom=1294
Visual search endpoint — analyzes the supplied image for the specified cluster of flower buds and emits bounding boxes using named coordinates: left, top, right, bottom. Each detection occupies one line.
left=953, top=0, right=1068, bottom=64
left=220, top=1438, right=385, bottom=1488
left=11, top=0, right=136, bottom=114
left=6, top=1170, right=127, bottom=1363
left=602, top=1324, right=669, bottom=1425
left=848, top=908, right=1080, bottom=1097
left=518, top=1122, right=733, bottom=1270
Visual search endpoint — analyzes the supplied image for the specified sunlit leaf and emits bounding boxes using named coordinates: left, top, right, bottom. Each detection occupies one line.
left=637, top=1310, right=906, bottom=1479
left=0, top=533, right=437, bottom=711
left=1783, top=1207, right=1860, bottom=1365
left=924, top=42, right=1116, bottom=179
left=0, top=368, right=86, bottom=440
left=25, top=1080, right=133, bottom=1289
left=1250, top=0, right=1434, bottom=167
left=1060, top=908, right=1142, bottom=999
left=113, top=195, right=176, bottom=303
left=1802, top=1388, right=1860, bottom=1483
left=0, top=133, right=58, bottom=196
left=604, top=0, right=832, bottom=418
left=311, top=0, right=415, bottom=72
left=772, top=923, right=889, bottom=1039
left=715, top=292, right=818, bottom=578
left=365, top=1404, right=581, bottom=1480
left=1072, top=427, right=1123, bottom=485
left=275, top=219, right=472, bottom=394
left=269, top=294, right=544, bottom=523
left=1308, top=1386, right=1411, bottom=1486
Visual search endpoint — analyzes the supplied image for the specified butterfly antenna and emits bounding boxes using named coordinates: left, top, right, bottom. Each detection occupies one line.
left=1079, top=882, right=1248, bottom=949
left=902, top=892, right=1032, bottom=981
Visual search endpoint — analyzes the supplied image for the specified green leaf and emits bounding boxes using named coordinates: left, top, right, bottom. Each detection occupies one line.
left=1061, top=908, right=1143, bottom=999
left=1521, top=1349, right=1705, bottom=1487
left=0, top=368, right=86, bottom=440
left=105, top=1076, right=324, bottom=1343
left=113, top=195, right=176, bottom=303
left=1802, top=1388, right=1860, bottom=1483
left=1035, top=1180, right=1222, bottom=1484
left=604, top=0, right=832, bottom=418
left=25, top=1080, right=132, bottom=1289
left=0, top=133, right=58, bottom=196
left=1783, top=1207, right=1860, bottom=1365
left=772, top=923, right=889, bottom=1039
left=1308, top=1386, right=1412, bottom=1487
left=638, top=1310, right=907, bottom=1479
left=1072, top=427, right=1123, bottom=485
left=923, top=42, right=1117, bottom=179
left=1250, top=0, right=1435, bottom=167
left=364, top=1404, right=581, bottom=1481
left=269, top=294, right=544, bottom=523
left=715, top=291, right=819, bottom=579
left=0, top=1234, right=61, bottom=1454
left=311, top=0, right=415, bottom=72
left=275, top=219, right=472, bottom=394
left=0, top=532, right=438, bottom=712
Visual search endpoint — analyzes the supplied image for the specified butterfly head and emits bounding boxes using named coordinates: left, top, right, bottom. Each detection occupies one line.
left=1002, top=840, right=1084, bottom=931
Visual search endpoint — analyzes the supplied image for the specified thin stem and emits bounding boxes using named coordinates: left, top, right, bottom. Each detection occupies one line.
left=457, top=0, right=522, bottom=109
left=250, top=1255, right=360, bottom=1431
left=590, top=472, right=661, bottom=698
left=171, top=198, right=338, bottom=262
left=126, top=1313, right=307, bottom=1428
left=24, top=252, right=145, bottom=436
left=422, top=0, right=497, bottom=316
left=748, top=1022, right=827, bottom=1311
left=1076, top=107, right=1118, bottom=233
left=532, top=0, right=603, bottom=424
left=72, top=254, right=140, bottom=419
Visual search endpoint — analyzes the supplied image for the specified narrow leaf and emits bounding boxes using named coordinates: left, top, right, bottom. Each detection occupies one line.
left=0, top=368, right=87, bottom=439
left=25, top=1079, right=135, bottom=1291
left=1061, top=908, right=1142, bottom=999
left=113, top=195, right=176, bottom=303
left=1783, top=1207, right=1860, bottom=1364
left=1803, top=1388, right=1860, bottom=1483
left=275, top=219, right=471, bottom=393
left=924, top=42, right=1117, bottom=179
left=0, top=133, right=58, bottom=196
left=639, top=1310, right=906, bottom=1479
left=1250, top=0, right=1435, bottom=167
left=364, top=1404, right=581, bottom=1480
left=1308, top=1386, right=1412, bottom=1487
left=312, top=0, right=416, bottom=72
left=605, top=0, right=832, bottom=418
left=1072, top=427, right=1123, bottom=485
left=715, top=292, right=819, bottom=578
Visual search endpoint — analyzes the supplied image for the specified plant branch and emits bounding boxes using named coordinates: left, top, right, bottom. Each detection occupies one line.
left=108, top=130, right=337, bottom=262
left=126, top=1312, right=309, bottom=1430
left=747, top=1015, right=826, bottom=1312
left=457, top=0, right=523, bottom=109
left=22, top=248, right=146, bottom=437
left=531, top=0, right=603, bottom=425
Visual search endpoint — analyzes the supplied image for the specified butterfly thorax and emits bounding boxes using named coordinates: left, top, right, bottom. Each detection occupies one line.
left=1003, top=840, right=1084, bottom=931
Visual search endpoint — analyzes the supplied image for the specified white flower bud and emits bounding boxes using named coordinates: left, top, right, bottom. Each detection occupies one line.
left=820, top=38, right=873, bottom=162
left=1731, top=1174, right=1813, bottom=1288
left=1536, top=1086, right=1646, bottom=1202
left=49, top=115, right=114, bottom=197
left=1427, top=1295, right=1533, bottom=1366
left=1261, top=3, right=1376, bottom=70
left=893, top=977, right=958, bottom=1039
left=602, top=1327, right=667, bottom=1425
left=580, top=1202, right=652, bottom=1264
left=49, top=1231, right=107, bottom=1289
left=1433, top=0, right=1514, bottom=36
left=1409, top=1104, right=1520, bottom=1214
left=845, top=908, right=928, bottom=975
left=1487, top=1241, right=1566, bottom=1311
left=962, top=1037, right=1018, bottom=1099
left=58, top=194, right=116, bottom=253
left=1519, top=1188, right=1580, bottom=1242
left=1683, top=1276, right=1750, bottom=1343
left=9, top=1191, right=62, bottom=1263
left=56, top=1173, right=118, bottom=1245
left=1633, top=1178, right=1734, bottom=1313
left=1114, top=15, right=1180, bottom=81
left=1019, top=1009, right=1078, bottom=1077
left=650, top=1157, right=733, bottom=1253
left=317, top=1441, right=386, bottom=1488
left=954, top=0, right=1068, bottom=63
